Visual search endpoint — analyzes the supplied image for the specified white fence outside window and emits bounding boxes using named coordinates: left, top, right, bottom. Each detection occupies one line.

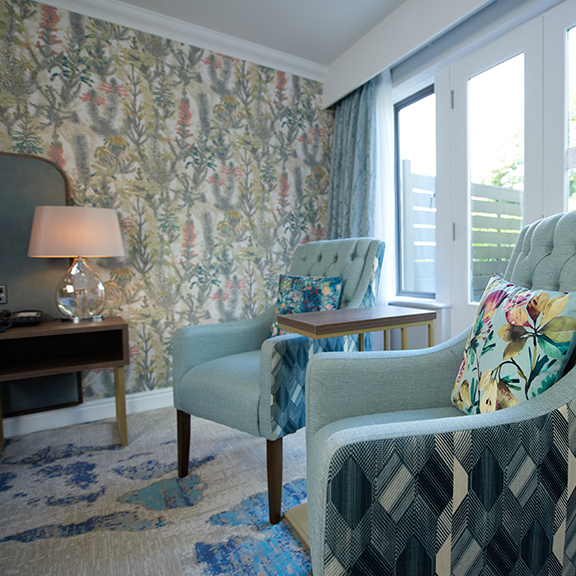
left=402, top=161, right=521, bottom=301
left=470, top=183, right=522, bottom=301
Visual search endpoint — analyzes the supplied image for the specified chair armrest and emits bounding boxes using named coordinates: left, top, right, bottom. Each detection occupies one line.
left=258, top=333, right=311, bottom=440
left=172, top=307, right=274, bottom=384
left=307, top=369, right=576, bottom=576
left=305, top=329, right=469, bottom=438
left=258, top=332, right=357, bottom=440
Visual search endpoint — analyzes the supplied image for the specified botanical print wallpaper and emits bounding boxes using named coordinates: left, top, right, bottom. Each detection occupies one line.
left=0, top=0, right=333, bottom=401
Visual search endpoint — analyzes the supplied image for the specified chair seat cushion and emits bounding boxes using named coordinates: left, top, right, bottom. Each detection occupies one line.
left=175, top=350, right=262, bottom=437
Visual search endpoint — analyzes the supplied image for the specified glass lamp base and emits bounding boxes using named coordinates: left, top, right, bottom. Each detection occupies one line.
left=56, top=257, right=106, bottom=320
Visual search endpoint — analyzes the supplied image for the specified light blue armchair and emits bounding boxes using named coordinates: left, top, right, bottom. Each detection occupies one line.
left=306, top=212, right=576, bottom=575
left=173, top=238, right=384, bottom=524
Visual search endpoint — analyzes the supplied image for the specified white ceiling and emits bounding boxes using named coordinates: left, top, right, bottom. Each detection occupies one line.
left=116, top=0, right=407, bottom=66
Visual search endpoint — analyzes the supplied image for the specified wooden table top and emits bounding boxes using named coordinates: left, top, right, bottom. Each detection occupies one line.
left=0, top=316, right=127, bottom=340
left=276, top=305, right=436, bottom=337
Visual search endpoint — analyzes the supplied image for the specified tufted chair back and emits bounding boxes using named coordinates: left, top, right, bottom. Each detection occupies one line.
left=504, top=211, right=576, bottom=292
left=288, top=238, right=384, bottom=309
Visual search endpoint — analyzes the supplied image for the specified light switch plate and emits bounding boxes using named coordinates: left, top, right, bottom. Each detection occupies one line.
left=0, top=285, right=6, bottom=305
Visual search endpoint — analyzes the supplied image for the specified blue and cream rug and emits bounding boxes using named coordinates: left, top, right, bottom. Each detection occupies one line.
left=0, top=407, right=311, bottom=575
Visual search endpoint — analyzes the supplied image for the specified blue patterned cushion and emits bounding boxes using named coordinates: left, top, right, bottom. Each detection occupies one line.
left=270, top=274, right=343, bottom=337
left=452, top=275, right=576, bottom=415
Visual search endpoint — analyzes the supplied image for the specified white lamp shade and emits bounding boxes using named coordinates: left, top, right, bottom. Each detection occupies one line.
left=28, top=206, right=125, bottom=258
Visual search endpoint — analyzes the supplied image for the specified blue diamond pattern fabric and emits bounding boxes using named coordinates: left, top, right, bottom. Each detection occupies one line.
left=330, top=456, right=373, bottom=529
left=322, top=399, right=576, bottom=575
left=470, top=448, right=504, bottom=512
left=268, top=335, right=346, bottom=439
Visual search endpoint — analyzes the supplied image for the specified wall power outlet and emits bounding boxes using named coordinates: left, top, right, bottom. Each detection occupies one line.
left=0, top=285, right=6, bottom=305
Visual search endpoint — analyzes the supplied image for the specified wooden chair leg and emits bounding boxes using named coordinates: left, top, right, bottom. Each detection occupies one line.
left=267, top=438, right=283, bottom=525
left=177, top=410, right=191, bottom=478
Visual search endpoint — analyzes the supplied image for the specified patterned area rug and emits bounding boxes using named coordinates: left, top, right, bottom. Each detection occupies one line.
left=0, top=407, right=311, bottom=575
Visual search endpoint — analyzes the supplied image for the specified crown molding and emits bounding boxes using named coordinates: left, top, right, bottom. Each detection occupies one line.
left=43, top=0, right=328, bottom=82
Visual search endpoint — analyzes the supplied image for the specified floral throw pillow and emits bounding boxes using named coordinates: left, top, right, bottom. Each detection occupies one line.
left=452, top=275, right=576, bottom=415
left=269, top=274, right=343, bottom=337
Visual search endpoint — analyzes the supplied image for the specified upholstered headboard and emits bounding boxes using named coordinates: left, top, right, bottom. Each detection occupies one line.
left=0, top=152, right=80, bottom=416
left=0, top=153, right=71, bottom=317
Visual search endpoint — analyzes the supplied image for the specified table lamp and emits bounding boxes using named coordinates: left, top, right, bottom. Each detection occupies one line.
left=28, top=206, right=125, bottom=322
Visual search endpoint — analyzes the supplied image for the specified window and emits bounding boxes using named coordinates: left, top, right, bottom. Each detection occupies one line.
left=439, top=16, right=545, bottom=336
left=394, top=85, right=436, bottom=298
left=388, top=0, right=576, bottom=338
left=468, top=55, right=524, bottom=302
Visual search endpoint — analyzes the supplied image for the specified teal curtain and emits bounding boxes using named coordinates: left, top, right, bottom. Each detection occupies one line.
left=327, top=78, right=377, bottom=239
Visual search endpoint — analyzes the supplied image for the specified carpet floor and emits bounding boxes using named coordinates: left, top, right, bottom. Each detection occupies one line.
left=0, top=407, right=311, bottom=575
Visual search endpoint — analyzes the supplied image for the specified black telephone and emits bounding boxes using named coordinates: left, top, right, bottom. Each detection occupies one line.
left=0, top=310, right=42, bottom=332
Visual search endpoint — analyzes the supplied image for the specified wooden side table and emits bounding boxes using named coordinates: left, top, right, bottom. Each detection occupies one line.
left=277, top=304, right=437, bottom=351
left=0, top=316, right=130, bottom=449
left=277, top=304, right=437, bottom=548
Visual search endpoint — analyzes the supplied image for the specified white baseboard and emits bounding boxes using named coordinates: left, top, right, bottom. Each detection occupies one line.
left=3, top=388, right=174, bottom=438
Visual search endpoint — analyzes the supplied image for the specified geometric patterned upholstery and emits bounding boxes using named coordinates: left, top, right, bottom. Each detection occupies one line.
left=306, top=212, right=576, bottom=575
left=268, top=336, right=348, bottom=439
left=269, top=337, right=310, bottom=438
left=324, top=402, right=576, bottom=575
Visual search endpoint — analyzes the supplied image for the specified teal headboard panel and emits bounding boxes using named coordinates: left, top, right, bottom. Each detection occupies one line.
left=0, top=153, right=80, bottom=416
left=0, top=153, right=71, bottom=318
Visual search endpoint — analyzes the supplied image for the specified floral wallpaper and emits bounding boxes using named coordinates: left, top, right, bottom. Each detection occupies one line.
left=0, top=0, right=333, bottom=401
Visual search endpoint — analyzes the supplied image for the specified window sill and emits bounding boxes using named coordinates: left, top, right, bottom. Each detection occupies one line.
left=388, top=297, right=453, bottom=343
left=388, top=297, right=452, bottom=311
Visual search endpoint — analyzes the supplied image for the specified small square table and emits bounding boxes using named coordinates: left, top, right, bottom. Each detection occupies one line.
left=278, top=304, right=437, bottom=548
left=277, top=304, right=436, bottom=351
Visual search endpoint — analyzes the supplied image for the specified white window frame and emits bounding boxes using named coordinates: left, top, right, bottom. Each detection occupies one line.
left=440, top=17, right=544, bottom=336
left=542, top=0, right=576, bottom=212
left=394, top=84, right=436, bottom=299
left=388, top=0, right=576, bottom=339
